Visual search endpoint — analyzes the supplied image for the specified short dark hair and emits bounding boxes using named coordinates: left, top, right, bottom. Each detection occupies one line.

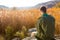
left=40, top=6, right=47, bottom=13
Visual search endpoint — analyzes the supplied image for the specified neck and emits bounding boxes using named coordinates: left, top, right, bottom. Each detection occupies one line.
left=43, top=12, right=47, bottom=14
left=43, top=11, right=47, bottom=13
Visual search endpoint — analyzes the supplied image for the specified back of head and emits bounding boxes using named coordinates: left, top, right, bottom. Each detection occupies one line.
left=40, top=6, right=47, bottom=13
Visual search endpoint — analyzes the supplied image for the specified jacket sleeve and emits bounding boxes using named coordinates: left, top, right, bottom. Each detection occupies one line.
left=35, top=17, right=45, bottom=34
left=35, top=19, right=41, bottom=33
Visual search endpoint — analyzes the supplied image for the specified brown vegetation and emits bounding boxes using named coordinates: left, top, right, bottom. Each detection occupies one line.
left=0, top=5, right=60, bottom=35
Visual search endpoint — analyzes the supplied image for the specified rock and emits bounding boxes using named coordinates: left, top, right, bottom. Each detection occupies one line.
left=31, top=32, right=37, bottom=37
left=12, top=37, right=20, bottom=40
left=28, top=28, right=37, bottom=33
left=22, top=37, right=37, bottom=40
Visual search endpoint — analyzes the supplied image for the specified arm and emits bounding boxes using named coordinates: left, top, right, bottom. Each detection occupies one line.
left=35, top=17, right=47, bottom=35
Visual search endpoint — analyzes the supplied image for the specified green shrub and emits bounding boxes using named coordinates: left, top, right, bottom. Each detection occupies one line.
left=14, top=26, right=28, bottom=39
left=5, top=26, right=14, bottom=40
left=21, top=26, right=28, bottom=36
left=14, top=31, right=25, bottom=39
left=0, top=35, right=5, bottom=40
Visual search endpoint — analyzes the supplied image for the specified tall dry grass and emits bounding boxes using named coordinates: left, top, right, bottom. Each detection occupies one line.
left=0, top=7, right=60, bottom=35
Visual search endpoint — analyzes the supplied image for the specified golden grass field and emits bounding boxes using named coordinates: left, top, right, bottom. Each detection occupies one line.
left=0, top=7, right=60, bottom=35
left=0, top=3, right=60, bottom=36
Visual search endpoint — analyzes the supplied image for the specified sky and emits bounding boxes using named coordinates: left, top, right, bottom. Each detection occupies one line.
left=0, top=0, right=52, bottom=7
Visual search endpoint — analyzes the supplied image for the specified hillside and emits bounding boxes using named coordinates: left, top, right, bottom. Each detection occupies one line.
left=0, top=5, right=8, bottom=9
left=0, top=0, right=60, bottom=9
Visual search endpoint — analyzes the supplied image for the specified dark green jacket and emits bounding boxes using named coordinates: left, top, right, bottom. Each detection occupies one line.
left=35, top=13, right=55, bottom=40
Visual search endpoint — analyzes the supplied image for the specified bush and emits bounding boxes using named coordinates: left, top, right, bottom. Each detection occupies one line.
left=0, top=35, right=5, bottom=40
left=14, top=26, right=28, bottom=39
left=5, top=26, right=14, bottom=40
left=21, top=26, right=28, bottom=36
left=14, top=31, right=25, bottom=39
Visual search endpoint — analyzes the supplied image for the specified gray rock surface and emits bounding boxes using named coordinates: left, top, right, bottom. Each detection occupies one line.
left=22, top=37, right=37, bottom=40
left=22, top=37, right=60, bottom=40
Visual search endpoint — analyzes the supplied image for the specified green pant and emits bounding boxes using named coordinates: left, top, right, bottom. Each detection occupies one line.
left=35, top=35, right=55, bottom=40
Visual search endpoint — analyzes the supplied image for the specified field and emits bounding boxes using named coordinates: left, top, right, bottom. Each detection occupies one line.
left=0, top=3, right=60, bottom=40
left=0, top=8, right=60, bottom=34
